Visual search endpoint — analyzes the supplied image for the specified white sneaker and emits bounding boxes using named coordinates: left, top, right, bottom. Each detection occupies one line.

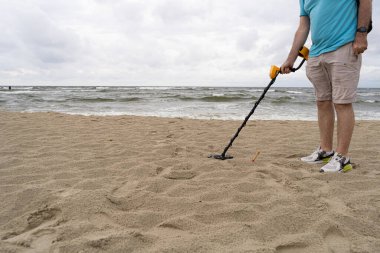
left=301, top=147, right=334, bottom=164
left=320, top=153, right=353, bottom=173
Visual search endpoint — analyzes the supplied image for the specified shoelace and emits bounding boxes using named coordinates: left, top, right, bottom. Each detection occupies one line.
left=333, top=154, right=344, bottom=163
left=313, top=147, right=323, bottom=156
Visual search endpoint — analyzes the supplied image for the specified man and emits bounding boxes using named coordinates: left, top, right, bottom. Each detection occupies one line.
left=281, top=0, right=372, bottom=173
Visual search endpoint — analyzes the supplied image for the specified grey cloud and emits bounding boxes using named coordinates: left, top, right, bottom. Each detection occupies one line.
left=0, top=0, right=378, bottom=86
left=154, top=0, right=208, bottom=24
left=107, top=0, right=147, bottom=33
left=18, top=18, right=81, bottom=64
left=237, top=29, right=259, bottom=52
left=0, top=2, right=82, bottom=68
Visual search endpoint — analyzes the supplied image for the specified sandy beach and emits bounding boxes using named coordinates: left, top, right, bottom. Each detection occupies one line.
left=0, top=111, right=379, bottom=252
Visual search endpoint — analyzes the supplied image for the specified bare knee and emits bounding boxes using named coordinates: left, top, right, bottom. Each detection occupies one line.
left=334, top=103, right=353, bottom=113
left=317, top=100, right=333, bottom=110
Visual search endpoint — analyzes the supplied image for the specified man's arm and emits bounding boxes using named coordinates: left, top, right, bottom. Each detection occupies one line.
left=353, top=0, right=372, bottom=55
left=281, top=16, right=310, bottom=74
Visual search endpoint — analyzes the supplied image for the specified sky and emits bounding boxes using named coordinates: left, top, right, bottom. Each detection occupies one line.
left=0, top=0, right=379, bottom=87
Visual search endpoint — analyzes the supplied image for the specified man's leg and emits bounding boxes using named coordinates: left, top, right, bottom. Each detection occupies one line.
left=319, top=102, right=355, bottom=172
left=334, top=103, right=355, bottom=157
left=317, top=100, right=335, bottom=152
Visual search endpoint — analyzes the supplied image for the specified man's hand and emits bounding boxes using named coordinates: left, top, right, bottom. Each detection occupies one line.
left=353, top=33, right=368, bottom=55
left=280, top=58, right=296, bottom=74
left=354, top=0, right=371, bottom=55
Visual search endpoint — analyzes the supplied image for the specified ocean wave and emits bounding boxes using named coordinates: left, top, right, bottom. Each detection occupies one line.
left=357, top=92, right=380, bottom=97
left=176, top=95, right=257, bottom=102
left=96, top=87, right=111, bottom=92
left=271, top=96, right=294, bottom=104
left=286, top=91, right=303, bottom=94
left=1, top=90, right=40, bottom=95
left=118, top=97, right=141, bottom=102
left=69, top=97, right=116, bottom=103
left=30, top=98, right=66, bottom=103
left=357, top=99, right=378, bottom=104
left=138, top=86, right=174, bottom=90
left=200, top=96, right=248, bottom=102
left=66, top=97, right=142, bottom=103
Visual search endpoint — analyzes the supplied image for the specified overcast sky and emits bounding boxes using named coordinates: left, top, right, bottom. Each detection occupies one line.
left=0, top=0, right=379, bottom=87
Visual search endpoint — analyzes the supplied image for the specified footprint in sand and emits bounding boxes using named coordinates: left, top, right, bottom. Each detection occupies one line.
left=162, top=164, right=197, bottom=180
left=163, top=170, right=197, bottom=180
left=324, top=226, right=350, bottom=253
left=26, top=206, right=61, bottom=230
left=111, top=180, right=141, bottom=198
left=276, top=244, right=308, bottom=253
left=29, top=228, right=57, bottom=253
left=4, top=206, right=61, bottom=252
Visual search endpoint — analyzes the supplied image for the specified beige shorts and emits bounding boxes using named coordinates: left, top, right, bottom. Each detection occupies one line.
left=306, top=43, right=362, bottom=104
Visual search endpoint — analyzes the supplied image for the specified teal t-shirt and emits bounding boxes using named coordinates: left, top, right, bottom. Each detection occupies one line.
left=299, top=0, right=357, bottom=57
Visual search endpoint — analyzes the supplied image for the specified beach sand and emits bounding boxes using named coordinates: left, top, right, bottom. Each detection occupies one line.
left=1, top=111, right=379, bottom=253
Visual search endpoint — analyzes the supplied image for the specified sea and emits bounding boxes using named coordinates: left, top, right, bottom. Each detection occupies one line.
left=0, top=86, right=379, bottom=121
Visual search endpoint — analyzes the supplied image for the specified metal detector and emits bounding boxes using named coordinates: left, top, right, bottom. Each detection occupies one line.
left=209, top=46, right=309, bottom=160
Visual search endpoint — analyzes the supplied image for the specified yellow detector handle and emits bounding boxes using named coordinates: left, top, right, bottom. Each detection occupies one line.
left=298, top=46, right=309, bottom=60
left=269, top=46, right=309, bottom=79
left=269, top=65, right=281, bottom=80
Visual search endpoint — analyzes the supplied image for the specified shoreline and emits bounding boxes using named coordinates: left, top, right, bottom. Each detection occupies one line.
left=2, top=109, right=380, bottom=122
left=1, top=111, right=379, bottom=252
